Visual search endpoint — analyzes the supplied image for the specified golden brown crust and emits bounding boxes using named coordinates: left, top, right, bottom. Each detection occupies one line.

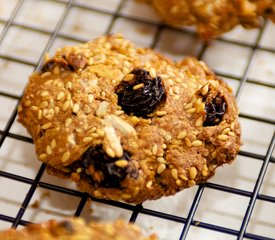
left=141, top=0, right=275, bottom=38
left=0, top=219, right=157, bottom=240
left=18, top=34, right=241, bottom=203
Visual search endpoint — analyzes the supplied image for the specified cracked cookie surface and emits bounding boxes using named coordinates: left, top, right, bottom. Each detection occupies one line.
left=18, top=34, right=241, bottom=203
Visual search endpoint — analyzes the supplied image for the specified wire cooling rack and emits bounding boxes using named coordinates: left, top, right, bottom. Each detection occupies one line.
left=0, top=0, right=275, bottom=239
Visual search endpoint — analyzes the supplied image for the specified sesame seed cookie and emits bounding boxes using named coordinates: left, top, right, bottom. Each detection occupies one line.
left=18, top=34, right=241, bottom=204
left=0, top=219, right=157, bottom=240
left=141, top=0, right=275, bottom=38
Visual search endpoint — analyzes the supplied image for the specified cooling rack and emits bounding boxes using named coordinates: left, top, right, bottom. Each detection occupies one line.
left=0, top=0, right=275, bottom=239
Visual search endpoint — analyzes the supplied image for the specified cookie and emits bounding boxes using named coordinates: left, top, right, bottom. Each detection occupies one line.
left=141, top=0, right=275, bottom=38
left=0, top=219, right=157, bottom=239
left=18, top=34, right=241, bottom=204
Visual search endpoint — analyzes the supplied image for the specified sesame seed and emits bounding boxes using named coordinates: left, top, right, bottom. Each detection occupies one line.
left=211, top=150, right=217, bottom=158
left=221, top=128, right=230, bottom=135
left=195, top=116, right=203, bottom=127
left=83, top=104, right=91, bottom=114
left=91, top=133, right=99, bottom=138
left=76, top=128, right=83, bottom=133
left=201, top=84, right=209, bottom=96
left=217, top=134, right=229, bottom=141
left=192, top=140, right=203, bottom=147
left=41, top=91, right=49, bottom=97
left=62, top=151, right=70, bottom=162
left=94, top=190, right=102, bottom=198
left=38, top=110, right=42, bottom=119
left=186, top=108, right=196, bottom=113
left=189, top=167, right=197, bottom=180
left=50, top=139, right=57, bottom=149
left=228, top=131, right=235, bottom=136
left=45, top=113, right=54, bottom=121
left=196, top=103, right=205, bottom=113
left=46, top=145, right=53, bottom=155
left=24, top=100, right=31, bottom=107
left=156, top=111, right=167, bottom=117
left=88, top=94, right=94, bottom=103
left=149, top=68, right=156, bottom=78
left=121, top=194, right=131, bottom=199
left=184, top=102, right=193, bottom=110
left=152, top=144, right=158, bottom=155
left=230, top=122, right=235, bottom=130
left=31, top=106, right=38, bottom=111
left=53, top=66, right=60, bottom=74
left=188, top=180, right=196, bottom=187
left=40, top=101, right=48, bottom=108
left=83, top=137, right=93, bottom=143
left=44, top=80, right=53, bottom=86
left=157, top=164, right=166, bottom=174
left=177, top=130, right=187, bottom=139
left=54, top=106, right=60, bottom=114
left=115, top=159, right=128, bottom=168
left=171, top=139, right=182, bottom=145
left=146, top=181, right=153, bottom=188
left=164, top=133, right=172, bottom=141
left=202, top=165, right=208, bottom=177
left=179, top=174, right=188, bottom=181
left=65, top=118, right=72, bottom=127
left=42, top=122, right=52, bottom=129
left=176, top=180, right=182, bottom=186
left=133, top=187, right=140, bottom=196
left=43, top=109, right=48, bottom=116
left=41, top=72, right=51, bottom=78
left=161, top=144, right=167, bottom=149
left=62, top=101, right=70, bottom=112
left=17, top=105, right=23, bottom=113
left=123, top=73, right=134, bottom=82
left=73, top=103, right=80, bottom=113
left=185, top=138, right=192, bottom=147
left=56, top=92, right=65, bottom=100
left=106, top=147, right=115, bottom=158
left=133, top=83, right=144, bottom=90
left=39, top=153, right=47, bottom=160
left=171, top=169, right=178, bottom=180
left=66, top=81, right=72, bottom=89
left=156, top=157, right=165, bottom=164
left=56, top=82, right=64, bottom=88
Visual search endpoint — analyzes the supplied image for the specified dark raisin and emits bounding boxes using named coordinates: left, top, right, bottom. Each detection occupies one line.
left=203, top=96, right=226, bottom=126
left=69, top=146, right=138, bottom=188
left=116, top=68, right=167, bottom=118
left=264, top=7, right=273, bottom=14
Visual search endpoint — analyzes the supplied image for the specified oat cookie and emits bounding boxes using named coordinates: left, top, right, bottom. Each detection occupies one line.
left=18, top=34, right=241, bottom=203
left=141, top=0, right=275, bottom=38
left=0, top=219, right=156, bottom=240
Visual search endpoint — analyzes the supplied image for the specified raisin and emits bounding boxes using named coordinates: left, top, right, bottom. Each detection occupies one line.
left=69, top=146, right=138, bottom=188
left=40, top=54, right=87, bottom=73
left=40, top=56, right=71, bottom=73
left=116, top=68, right=166, bottom=118
left=264, top=7, right=273, bottom=15
left=203, top=96, right=226, bottom=126
left=66, top=53, right=87, bottom=70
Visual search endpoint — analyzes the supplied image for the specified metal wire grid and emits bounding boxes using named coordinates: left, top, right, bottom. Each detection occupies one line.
left=0, top=0, right=274, bottom=239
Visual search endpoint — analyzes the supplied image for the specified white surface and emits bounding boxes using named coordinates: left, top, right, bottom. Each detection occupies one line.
left=0, top=1, right=275, bottom=239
